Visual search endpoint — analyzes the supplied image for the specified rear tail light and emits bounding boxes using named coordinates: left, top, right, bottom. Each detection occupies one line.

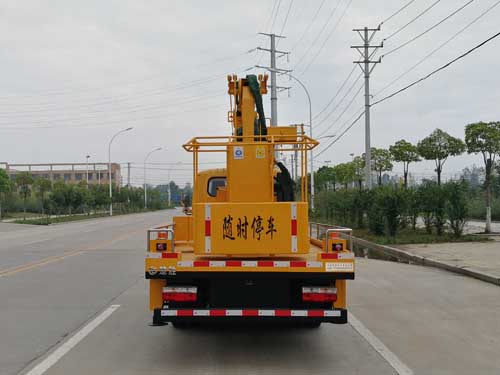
left=163, top=286, right=197, bottom=302
left=302, top=286, right=337, bottom=302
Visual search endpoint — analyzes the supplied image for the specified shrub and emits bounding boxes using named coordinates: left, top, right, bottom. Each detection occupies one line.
left=445, top=181, right=468, bottom=237
left=380, top=186, right=406, bottom=237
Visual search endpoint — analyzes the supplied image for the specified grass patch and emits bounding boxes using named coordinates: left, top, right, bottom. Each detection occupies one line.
left=4, top=212, right=42, bottom=219
left=352, top=228, right=489, bottom=245
left=13, top=213, right=109, bottom=225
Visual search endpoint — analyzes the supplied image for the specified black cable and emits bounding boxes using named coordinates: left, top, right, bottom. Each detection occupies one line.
left=384, top=0, right=441, bottom=41
left=375, top=0, right=500, bottom=96
left=373, top=29, right=500, bottom=107
left=383, top=0, right=475, bottom=57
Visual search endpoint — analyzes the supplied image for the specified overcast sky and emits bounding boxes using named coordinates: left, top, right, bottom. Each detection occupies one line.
left=1, top=0, right=499, bottom=186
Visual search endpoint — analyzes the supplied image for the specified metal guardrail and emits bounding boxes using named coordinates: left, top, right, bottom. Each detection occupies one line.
left=309, top=222, right=353, bottom=252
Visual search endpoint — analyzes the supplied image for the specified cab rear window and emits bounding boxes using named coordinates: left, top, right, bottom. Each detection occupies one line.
left=207, top=177, right=226, bottom=197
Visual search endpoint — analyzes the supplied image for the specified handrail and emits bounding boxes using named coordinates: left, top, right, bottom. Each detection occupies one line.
left=182, top=134, right=318, bottom=152
left=309, top=222, right=353, bottom=252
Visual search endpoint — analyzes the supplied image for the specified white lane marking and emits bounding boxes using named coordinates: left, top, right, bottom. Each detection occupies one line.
left=22, top=238, right=50, bottom=245
left=25, top=304, right=120, bottom=375
left=349, top=312, right=413, bottom=375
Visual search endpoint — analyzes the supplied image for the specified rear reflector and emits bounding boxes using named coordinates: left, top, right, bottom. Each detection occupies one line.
left=302, top=286, right=337, bottom=302
left=161, top=252, right=178, bottom=258
left=163, top=286, right=197, bottom=302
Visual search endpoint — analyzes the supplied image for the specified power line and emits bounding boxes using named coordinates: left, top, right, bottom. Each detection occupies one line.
left=316, top=28, right=500, bottom=157
left=0, top=103, right=227, bottom=130
left=384, top=0, right=441, bottom=41
left=299, top=0, right=354, bottom=75
left=278, top=0, right=295, bottom=38
left=316, top=82, right=364, bottom=138
left=0, top=51, right=253, bottom=101
left=314, top=72, right=363, bottom=128
left=315, top=110, right=365, bottom=158
left=383, top=0, right=475, bottom=57
left=380, top=0, right=418, bottom=26
left=292, top=0, right=342, bottom=69
left=375, top=0, right=500, bottom=97
left=373, top=29, right=500, bottom=107
left=290, top=0, right=328, bottom=51
left=270, top=0, right=283, bottom=32
left=312, top=64, right=357, bottom=121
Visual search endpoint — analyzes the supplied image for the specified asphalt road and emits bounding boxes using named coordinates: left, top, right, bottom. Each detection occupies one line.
left=1, top=210, right=499, bottom=375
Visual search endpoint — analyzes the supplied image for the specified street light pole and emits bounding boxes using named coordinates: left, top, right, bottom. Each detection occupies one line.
left=144, top=147, right=162, bottom=209
left=108, top=127, right=133, bottom=216
left=256, top=66, right=315, bottom=210
left=85, top=155, right=90, bottom=188
left=167, top=162, right=180, bottom=206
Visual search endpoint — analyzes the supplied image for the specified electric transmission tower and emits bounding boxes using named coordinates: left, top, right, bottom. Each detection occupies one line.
left=351, top=26, right=383, bottom=189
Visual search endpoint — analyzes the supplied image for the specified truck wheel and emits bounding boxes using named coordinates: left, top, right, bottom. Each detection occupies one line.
left=152, top=309, right=166, bottom=326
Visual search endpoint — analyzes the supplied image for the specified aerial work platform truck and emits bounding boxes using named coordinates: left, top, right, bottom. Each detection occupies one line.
left=145, top=74, right=355, bottom=327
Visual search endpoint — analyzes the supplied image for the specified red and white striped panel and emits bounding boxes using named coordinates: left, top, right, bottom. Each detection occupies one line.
left=291, top=202, right=297, bottom=253
left=147, top=253, right=178, bottom=259
left=161, top=309, right=341, bottom=317
left=148, top=253, right=354, bottom=263
left=175, top=260, right=327, bottom=268
left=205, top=204, right=211, bottom=254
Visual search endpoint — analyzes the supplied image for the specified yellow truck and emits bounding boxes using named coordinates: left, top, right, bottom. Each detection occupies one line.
left=145, top=74, right=355, bottom=327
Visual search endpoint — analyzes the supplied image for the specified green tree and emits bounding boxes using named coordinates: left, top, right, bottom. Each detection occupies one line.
left=445, top=181, right=468, bottom=237
left=333, top=163, right=354, bottom=189
left=0, top=169, right=11, bottom=219
left=15, top=172, right=34, bottom=220
left=351, top=156, right=365, bottom=190
left=417, top=129, right=465, bottom=185
left=389, top=140, right=421, bottom=188
left=465, top=121, right=500, bottom=233
left=370, top=148, right=393, bottom=186
left=315, top=166, right=336, bottom=192
left=33, top=177, right=52, bottom=217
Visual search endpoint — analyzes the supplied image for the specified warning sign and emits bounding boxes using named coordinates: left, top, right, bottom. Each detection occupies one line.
left=234, top=146, right=244, bottom=160
left=255, top=146, right=265, bottom=159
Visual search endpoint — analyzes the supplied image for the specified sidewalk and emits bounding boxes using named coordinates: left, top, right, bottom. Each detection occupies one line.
left=397, top=237, right=500, bottom=284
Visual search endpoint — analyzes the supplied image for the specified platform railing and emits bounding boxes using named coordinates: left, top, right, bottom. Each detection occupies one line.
left=309, top=222, right=353, bottom=252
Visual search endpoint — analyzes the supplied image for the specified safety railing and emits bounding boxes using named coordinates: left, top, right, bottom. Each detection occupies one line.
left=309, top=222, right=353, bottom=252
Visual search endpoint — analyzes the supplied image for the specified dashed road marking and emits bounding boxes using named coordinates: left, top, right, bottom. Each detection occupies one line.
left=25, top=305, right=120, bottom=375
left=22, top=238, right=51, bottom=245
left=349, top=312, right=413, bottom=375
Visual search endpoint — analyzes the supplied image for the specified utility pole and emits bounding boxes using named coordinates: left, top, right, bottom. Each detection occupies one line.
left=257, top=33, right=289, bottom=127
left=127, top=162, right=131, bottom=186
left=352, top=26, right=382, bottom=189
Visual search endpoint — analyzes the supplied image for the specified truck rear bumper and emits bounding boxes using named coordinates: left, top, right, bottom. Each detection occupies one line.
left=155, top=308, right=347, bottom=324
left=146, top=271, right=354, bottom=280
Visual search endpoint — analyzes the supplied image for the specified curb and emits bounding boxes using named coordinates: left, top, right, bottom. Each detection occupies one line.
left=351, top=236, right=500, bottom=287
